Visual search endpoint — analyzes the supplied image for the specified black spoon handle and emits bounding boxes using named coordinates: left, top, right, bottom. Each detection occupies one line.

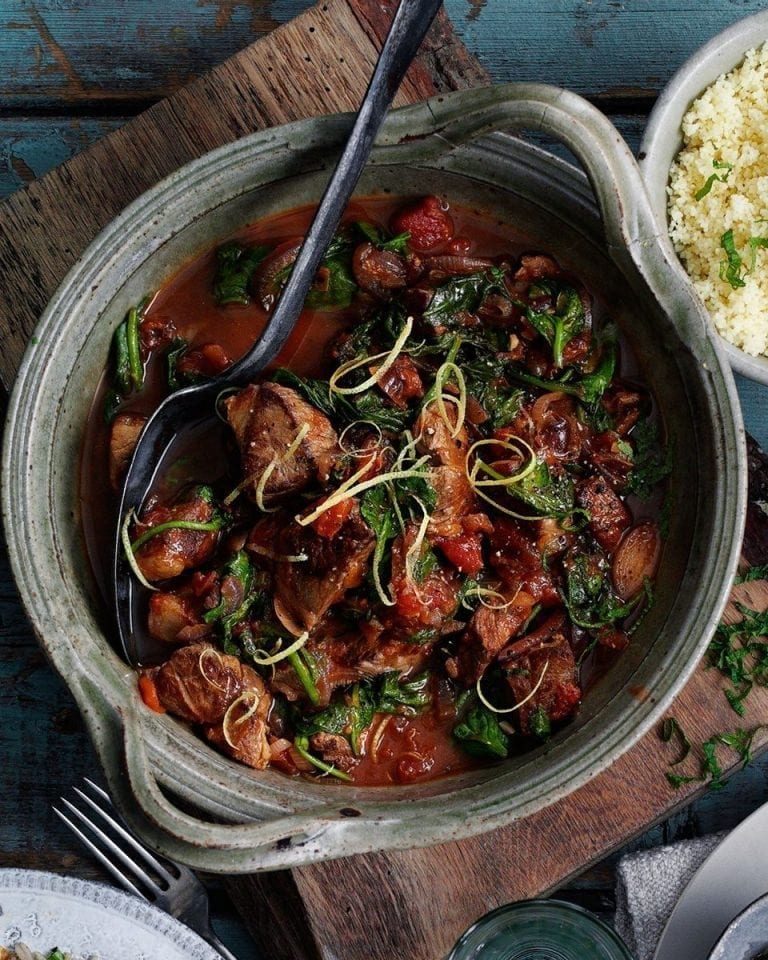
left=113, top=0, right=443, bottom=663
left=220, top=0, right=444, bottom=386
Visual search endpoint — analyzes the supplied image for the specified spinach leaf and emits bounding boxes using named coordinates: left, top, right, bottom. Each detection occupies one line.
left=453, top=696, right=510, bottom=759
left=475, top=381, right=524, bottom=428
left=305, top=255, right=357, bottom=310
left=628, top=416, right=673, bottom=500
left=165, top=337, right=190, bottom=391
left=272, top=368, right=410, bottom=432
left=563, top=553, right=637, bottom=631
left=376, top=671, right=431, bottom=714
left=507, top=330, right=617, bottom=408
left=213, top=241, right=269, bottom=305
left=529, top=706, right=551, bottom=740
left=355, top=221, right=410, bottom=253
left=202, top=549, right=261, bottom=646
left=526, top=280, right=586, bottom=368
left=508, top=460, right=575, bottom=518
left=108, top=300, right=148, bottom=415
left=297, top=686, right=375, bottom=748
left=423, top=268, right=506, bottom=327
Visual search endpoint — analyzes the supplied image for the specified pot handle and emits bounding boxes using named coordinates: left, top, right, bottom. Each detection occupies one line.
left=377, top=82, right=710, bottom=342
left=75, top=671, right=380, bottom=872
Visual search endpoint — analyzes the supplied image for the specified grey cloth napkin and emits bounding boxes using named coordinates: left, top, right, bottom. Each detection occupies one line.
left=614, top=833, right=727, bottom=960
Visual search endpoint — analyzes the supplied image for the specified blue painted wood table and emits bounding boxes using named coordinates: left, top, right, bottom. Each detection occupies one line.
left=1, top=2, right=767, bottom=957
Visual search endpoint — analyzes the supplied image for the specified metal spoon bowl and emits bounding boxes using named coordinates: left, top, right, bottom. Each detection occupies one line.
left=113, top=0, right=443, bottom=664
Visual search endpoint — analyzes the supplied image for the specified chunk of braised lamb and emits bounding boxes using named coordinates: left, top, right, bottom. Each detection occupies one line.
left=273, top=503, right=375, bottom=633
left=536, top=517, right=575, bottom=559
left=308, top=732, right=358, bottom=773
left=224, top=382, right=338, bottom=505
left=445, top=588, right=535, bottom=685
left=328, top=626, right=435, bottom=679
left=352, top=242, right=408, bottom=299
left=601, top=383, right=644, bottom=437
left=147, top=641, right=270, bottom=726
left=587, top=431, right=634, bottom=491
left=108, top=411, right=147, bottom=490
left=205, top=699, right=272, bottom=770
left=148, top=589, right=210, bottom=644
left=376, top=354, right=424, bottom=409
left=428, top=465, right=477, bottom=539
left=133, top=488, right=223, bottom=583
left=499, top=612, right=581, bottom=733
left=415, top=401, right=469, bottom=469
left=509, top=253, right=563, bottom=289
left=576, top=474, right=631, bottom=554
left=488, top=518, right=560, bottom=606
left=140, top=313, right=177, bottom=352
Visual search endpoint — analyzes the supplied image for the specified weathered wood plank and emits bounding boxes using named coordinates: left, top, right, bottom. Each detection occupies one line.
left=0, top=117, right=126, bottom=198
left=0, top=0, right=289, bottom=107
left=1, top=0, right=766, bottom=107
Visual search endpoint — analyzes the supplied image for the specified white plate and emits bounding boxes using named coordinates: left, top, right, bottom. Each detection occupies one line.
left=0, top=870, right=221, bottom=960
left=654, top=800, right=768, bottom=959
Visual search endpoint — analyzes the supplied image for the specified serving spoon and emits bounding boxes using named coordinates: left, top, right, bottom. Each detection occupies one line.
left=113, top=0, right=444, bottom=664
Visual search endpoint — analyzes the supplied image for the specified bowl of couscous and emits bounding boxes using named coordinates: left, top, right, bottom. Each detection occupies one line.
left=640, top=10, right=768, bottom=386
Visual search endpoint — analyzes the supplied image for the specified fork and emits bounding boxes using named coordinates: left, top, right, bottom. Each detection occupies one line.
left=53, top=778, right=238, bottom=960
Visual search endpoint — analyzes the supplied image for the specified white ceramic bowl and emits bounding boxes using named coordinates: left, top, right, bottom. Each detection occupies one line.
left=640, top=9, right=768, bottom=386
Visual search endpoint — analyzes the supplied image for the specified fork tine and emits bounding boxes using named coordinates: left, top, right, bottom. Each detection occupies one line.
left=53, top=805, right=146, bottom=900
left=72, top=785, right=177, bottom=883
left=57, top=796, right=163, bottom=897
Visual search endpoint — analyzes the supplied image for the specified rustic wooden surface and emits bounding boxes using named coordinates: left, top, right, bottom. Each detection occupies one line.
left=2, top=2, right=768, bottom=959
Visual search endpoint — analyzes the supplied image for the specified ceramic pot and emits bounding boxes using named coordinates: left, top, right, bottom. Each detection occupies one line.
left=2, top=83, right=746, bottom=872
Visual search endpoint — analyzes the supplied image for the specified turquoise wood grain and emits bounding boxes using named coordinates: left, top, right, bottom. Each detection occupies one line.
left=1, top=1, right=767, bottom=105
left=446, top=0, right=768, bottom=93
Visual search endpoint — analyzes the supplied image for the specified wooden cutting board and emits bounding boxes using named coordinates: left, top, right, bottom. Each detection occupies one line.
left=1, top=3, right=766, bottom=959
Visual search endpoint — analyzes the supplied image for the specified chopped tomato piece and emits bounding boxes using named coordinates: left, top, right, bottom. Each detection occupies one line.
left=433, top=533, right=484, bottom=577
left=311, top=497, right=355, bottom=538
left=391, top=196, right=454, bottom=254
left=176, top=342, right=230, bottom=379
left=138, top=674, right=166, bottom=714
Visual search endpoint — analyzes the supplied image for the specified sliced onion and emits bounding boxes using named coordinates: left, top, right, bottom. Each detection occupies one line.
left=476, top=659, right=550, bottom=714
left=433, top=360, right=467, bottom=439
left=121, top=510, right=159, bottom=592
left=296, top=459, right=430, bottom=527
left=222, top=691, right=261, bottom=748
left=251, top=630, right=310, bottom=666
left=198, top=647, right=228, bottom=692
left=329, top=316, right=414, bottom=395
